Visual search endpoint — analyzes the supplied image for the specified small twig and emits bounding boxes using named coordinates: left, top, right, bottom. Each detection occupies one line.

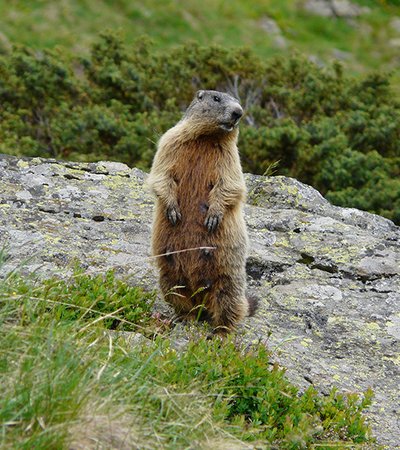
left=148, top=246, right=216, bottom=260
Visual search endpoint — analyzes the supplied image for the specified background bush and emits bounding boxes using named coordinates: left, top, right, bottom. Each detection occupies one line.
left=0, top=32, right=399, bottom=223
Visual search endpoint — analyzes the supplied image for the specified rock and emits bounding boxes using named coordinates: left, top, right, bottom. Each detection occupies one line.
left=0, top=154, right=399, bottom=448
left=331, top=0, right=369, bottom=17
left=0, top=155, right=154, bottom=286
left=258, top=16, right=281, bottom=35
left=272, top=35, right=288, bottom=49
left=302, top=0, right=370, bottom=18
left=258, top=16, right=288, bottom=49
left=0, top=31, right=11, bottom=52
left=109, top=331, right=150, bottom=348
left=302, top=0, right=333, bottom=17
left=390, top=16, right=400, bottom=34
left=332, top=48, right=352, bottom=60
left=389, top=38, right=400, bottom=48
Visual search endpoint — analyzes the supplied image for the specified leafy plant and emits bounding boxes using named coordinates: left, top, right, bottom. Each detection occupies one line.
left=0, top=269, right=155, bottom=331
left=0, top=32, right=399, bottom=223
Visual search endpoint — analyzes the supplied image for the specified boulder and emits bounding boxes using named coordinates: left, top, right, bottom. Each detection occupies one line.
left=0, top=154, right=399, bottom=448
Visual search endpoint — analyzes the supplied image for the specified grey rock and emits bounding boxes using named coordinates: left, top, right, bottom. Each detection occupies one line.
left=303, top=0, right=333, bottom=17
left=0, top=31, right=11, bottom=52
left=272, top=35, right=288, bottom=49
left=390, top=16, right=400, bottom=34
left=332, top=48, right=352, bottom=61
left=109, top=331, right=151, bottom=348
left=258, top=16, right=288, bottom=49
left=0, top=154, right=399, bottom=448
left=389, top=38, right=400, bottom=48
left=331, top=0, right=370, bottom=17
left=258, top=16, right=281, bottom=35
left=0, top=154, right=154, bottom=286
left=302, top=0, right=370, bottom=18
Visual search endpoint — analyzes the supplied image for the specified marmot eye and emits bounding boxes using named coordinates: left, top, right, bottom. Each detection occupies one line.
left=213, top=95, right=221, bottom=102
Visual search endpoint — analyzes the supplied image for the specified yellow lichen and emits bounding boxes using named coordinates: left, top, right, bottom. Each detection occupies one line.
left=383, top=355, right=400, bottom=367
left=301, top=338, right=313, bottom=347
left=366, top=322, right=380, bottom=331
left=17, top=159, right=29, bottom=168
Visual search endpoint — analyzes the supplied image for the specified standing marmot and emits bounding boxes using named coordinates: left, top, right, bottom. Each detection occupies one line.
left=148, top=90, right=254, bottom=333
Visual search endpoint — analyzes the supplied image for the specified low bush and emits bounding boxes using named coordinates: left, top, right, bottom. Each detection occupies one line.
left=0, top=32, right=399, bottom=222
left=0, top=269, right=155, bottom=331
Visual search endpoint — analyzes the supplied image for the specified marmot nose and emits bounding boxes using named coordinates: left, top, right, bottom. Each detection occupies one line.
left=231, top=107, right=243, bottom=122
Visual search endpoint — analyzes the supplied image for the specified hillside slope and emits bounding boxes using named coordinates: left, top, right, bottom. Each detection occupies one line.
left=0, top=0, right=400, bottom=86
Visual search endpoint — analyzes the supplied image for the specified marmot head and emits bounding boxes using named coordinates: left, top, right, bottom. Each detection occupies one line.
left=183, top=90, right=243, bottom=136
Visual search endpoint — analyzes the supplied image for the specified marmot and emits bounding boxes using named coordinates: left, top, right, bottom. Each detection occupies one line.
left=148, top=90, right=255, bottom=333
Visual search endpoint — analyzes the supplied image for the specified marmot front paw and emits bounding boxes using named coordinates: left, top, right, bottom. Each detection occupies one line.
left=166, top=206, right=181, bottom=225
left=204, top=212, right=223, bottom=232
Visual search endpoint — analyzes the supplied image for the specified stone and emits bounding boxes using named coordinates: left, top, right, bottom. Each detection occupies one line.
left=331, top=0, right=369, bottom=17
left=0, top=31, right=11, bottom=52
left=303, top=0, right=333, bottom=17
left=258, top=16, right=288, bottom=49
left=273, top=35, right=288, bottom=49
left=258, top=16, right=281, bottom=35
left=302, top=0, right=370, bottom=18
left=389, top=38, right=400, bottom=48
left=390, top=16, right=400, bottom=34
left=332, top=48, right=352, bottom=60
left=0, top=154, right=399, bottom=447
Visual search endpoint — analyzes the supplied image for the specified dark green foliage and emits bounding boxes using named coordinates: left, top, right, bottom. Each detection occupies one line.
left=0, top=269, right=155, bottom=331
left=0, top=32, right=399, bottom=222
left=128, top=338, right=373, bottom=448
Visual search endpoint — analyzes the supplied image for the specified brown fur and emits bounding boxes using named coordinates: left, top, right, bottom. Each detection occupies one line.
left=148, top=90, right=251, bottom=333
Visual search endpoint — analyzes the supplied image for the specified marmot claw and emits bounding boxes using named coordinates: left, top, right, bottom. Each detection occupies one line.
left=205, top=214, right=221, bottom=232
left=167, top=206, right=181, bottom=225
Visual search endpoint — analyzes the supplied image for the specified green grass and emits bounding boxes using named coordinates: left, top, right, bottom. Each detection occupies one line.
left=0, top=0, right=399, bottom=84
left=0, top=260, right=374, bottom=448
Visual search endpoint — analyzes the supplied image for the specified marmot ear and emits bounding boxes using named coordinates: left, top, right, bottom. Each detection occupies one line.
left=197, top=90, right=204, bottom=100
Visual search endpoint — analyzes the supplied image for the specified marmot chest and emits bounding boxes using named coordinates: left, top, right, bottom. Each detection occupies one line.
left=173, top=143, right=221, bottom=211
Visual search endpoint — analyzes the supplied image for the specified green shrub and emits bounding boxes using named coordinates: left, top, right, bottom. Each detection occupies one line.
left=0, top=32, right=399, bottom=222
left=119, top=337, right=373, bottom=448
left=0, top=269, right=155, bottom=331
